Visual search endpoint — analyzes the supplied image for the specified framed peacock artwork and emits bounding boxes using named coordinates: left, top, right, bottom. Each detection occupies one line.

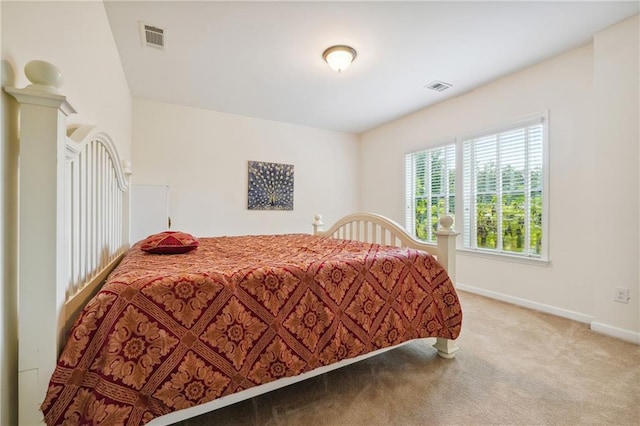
left=247, top=160, right=294, bottom=210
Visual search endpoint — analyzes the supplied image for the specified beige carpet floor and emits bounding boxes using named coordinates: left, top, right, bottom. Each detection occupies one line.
left=178, top=291, right=640, bottom=426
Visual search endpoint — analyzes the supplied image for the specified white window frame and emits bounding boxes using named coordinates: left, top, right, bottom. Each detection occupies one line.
left=456, top=112, right=549, bottom=263
left=404, top=112, right=550, bottom=265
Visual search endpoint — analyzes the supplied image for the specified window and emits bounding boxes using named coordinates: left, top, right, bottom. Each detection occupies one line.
left=405, top=113, right=548, bottom=261
left=405, top=144, right=456, bottom=243
left=462, top=116, right=546, bottom=258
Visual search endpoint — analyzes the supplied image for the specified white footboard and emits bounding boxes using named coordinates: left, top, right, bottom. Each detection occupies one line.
left=312, top=212, right=460, bottom=359
left=312, top=212, right=458, bottom=279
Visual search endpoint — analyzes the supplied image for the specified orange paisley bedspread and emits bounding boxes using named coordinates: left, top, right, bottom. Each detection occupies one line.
left=42, top=234, right=462, bottom=425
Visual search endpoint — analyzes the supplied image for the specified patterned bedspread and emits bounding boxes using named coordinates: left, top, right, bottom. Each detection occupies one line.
left=42, top=234, right=462, bottom=425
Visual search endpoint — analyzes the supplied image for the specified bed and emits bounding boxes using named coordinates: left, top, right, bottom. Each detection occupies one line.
left=5, top=60, right=461, bottom=426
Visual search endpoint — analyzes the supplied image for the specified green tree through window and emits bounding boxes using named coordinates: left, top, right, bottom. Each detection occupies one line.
left=462, top=121, right=544, bottom=257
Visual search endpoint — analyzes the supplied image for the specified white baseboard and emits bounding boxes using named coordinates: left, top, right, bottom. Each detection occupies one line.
left=456, top=282, right=593, bottom=324
left=590, top=322, right=640, bottom=344
left=456, top=282, right=640, bottom=344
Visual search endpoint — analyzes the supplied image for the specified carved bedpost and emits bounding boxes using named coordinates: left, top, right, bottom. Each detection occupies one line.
left=435, top=215, right=459, bottom=284
left=4, top=61, right=76, bottom=424
left=434, top=214, right=460, bottom=358
left=312, top=214, right=324, bottom=235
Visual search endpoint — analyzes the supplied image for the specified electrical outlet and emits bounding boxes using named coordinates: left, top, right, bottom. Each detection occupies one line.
left=614, top=288, right=630, bottom=303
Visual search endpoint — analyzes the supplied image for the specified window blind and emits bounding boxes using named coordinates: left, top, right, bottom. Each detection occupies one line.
left=462, top=117, right=544, bottom=257
left=405, top=144, right=456, bottom=242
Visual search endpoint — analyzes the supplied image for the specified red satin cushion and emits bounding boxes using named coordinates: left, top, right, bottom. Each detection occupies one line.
left=140, top=231, right=199, bottom=254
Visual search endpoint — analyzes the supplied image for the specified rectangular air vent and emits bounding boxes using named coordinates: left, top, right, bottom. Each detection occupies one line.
left=140, top=22, right=165, bottom=50
left=425, top=80, right=452, bottom=92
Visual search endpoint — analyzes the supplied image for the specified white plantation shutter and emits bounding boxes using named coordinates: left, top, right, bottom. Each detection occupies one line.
left=405, top=153, right=420, bottom=236
left=405, top=144, right=456, bottom=242
left=462, top=116, right=546, bottom=258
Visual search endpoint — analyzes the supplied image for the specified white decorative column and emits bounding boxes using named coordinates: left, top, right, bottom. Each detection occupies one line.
left=4, top=61, right=75, bottom=425
left=435, top=215, right=459, bottom=284
left=434, top=215, right=460, bottom=358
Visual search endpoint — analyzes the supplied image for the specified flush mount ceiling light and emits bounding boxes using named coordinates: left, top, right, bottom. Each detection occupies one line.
left=322, top=45, right=357, bottom=73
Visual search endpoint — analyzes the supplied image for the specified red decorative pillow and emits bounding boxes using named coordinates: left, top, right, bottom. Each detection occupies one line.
left=140, top=231, right=199, bottom=254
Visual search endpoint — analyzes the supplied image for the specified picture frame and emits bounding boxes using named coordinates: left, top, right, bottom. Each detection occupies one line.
left=247, top=161, right=294, bottom=210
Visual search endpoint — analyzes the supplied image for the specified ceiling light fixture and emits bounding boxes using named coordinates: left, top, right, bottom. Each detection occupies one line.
left=322, top=45, right=357, bottom=73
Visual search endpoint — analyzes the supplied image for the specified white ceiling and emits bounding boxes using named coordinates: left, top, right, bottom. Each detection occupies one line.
left=104, top=1, right=639, bottom=134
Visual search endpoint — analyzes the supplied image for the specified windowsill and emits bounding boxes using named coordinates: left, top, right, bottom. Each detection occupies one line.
left=457, top=248, right=551, bottom=267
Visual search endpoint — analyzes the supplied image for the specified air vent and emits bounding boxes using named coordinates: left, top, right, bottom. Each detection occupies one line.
left=425, top=80, right=452, bottom=92
left=139, top=22, right=165, bottom=50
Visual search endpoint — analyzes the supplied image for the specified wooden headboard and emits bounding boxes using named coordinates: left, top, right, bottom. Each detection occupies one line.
left=4, top=60, right=131, bottom=424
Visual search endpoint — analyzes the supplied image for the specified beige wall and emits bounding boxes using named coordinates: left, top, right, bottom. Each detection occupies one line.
left=592, top=15, right=639, bottom=337
left=132, top=98, right=359, bottom=238
left=360, top=16, right=639, bottom=341
left=2, top=2, right=132, bottom=158
left=1, top=2, right=132, bottom=423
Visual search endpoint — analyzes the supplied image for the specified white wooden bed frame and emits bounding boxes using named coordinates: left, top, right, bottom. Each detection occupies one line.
left=5, top=61, right=459, bottom=426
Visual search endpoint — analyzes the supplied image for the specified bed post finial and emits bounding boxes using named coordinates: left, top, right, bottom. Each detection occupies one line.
left=122, top=160, right=134, bottom=247
left=312, top=214, right=324, bottom=235
left=24, top=60, right=64, bottom=94
left=122, top=160, right=133, bottom=181
left=5, top=60, right=76, bottom=116
left=435, top=215, right=459, bottom=283
left=438, top=215, right=454, bottom=232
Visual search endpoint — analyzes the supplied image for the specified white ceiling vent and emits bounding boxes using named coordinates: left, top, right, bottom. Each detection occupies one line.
left=140, top=22, right=165, bottom=50
left=425, top=80, right=452, bottom=92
